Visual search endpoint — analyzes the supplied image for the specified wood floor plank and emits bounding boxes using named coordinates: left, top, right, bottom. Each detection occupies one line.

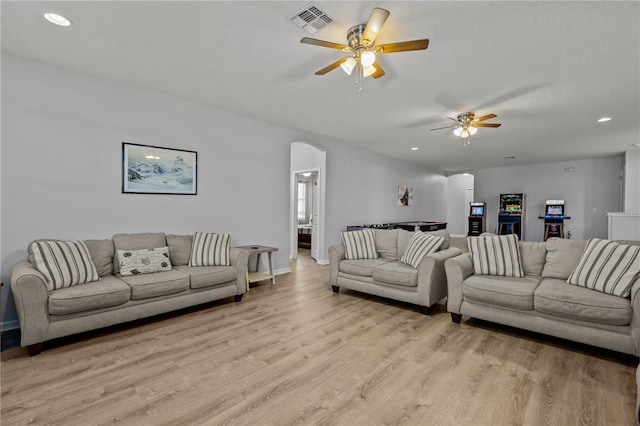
left=1, top=251, right=637, bottom=425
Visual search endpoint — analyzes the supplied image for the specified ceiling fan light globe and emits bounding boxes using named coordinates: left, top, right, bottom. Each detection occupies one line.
left=363, top=65, right=376, bottom=77
left=453, top=127, right=463, bottom=137
left=360, top=51, right=376, bottom=67
left=468, top=126, right=478, bottom=136
left=340, top=57, right=356, bottom=75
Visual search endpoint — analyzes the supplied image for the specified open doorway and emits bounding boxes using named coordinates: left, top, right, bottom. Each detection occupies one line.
left=290, top=142, right=327, bottom=264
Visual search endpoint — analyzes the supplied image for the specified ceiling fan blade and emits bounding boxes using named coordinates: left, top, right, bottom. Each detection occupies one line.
left=447, top=117, right=459, bottom=122
left=474, top=123, right=502, bottom=128
left=474, top=113, right=497, bottom=122
left=375, top=39, right=429, bottom=54
left=371, top=62, right=385, bottom=79
left=430, top=125, right=458, bottom=131
left=300, top=37, right=349, bottom=51
left=314, top=57, right=349, bottom=75
left=362, top=8, right=390, bottom=47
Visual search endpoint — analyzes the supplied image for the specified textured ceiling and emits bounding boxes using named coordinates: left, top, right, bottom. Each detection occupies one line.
left=2, top=1, right=639, bottom=172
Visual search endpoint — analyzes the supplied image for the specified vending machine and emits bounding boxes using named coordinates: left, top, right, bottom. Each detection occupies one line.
left=498, top=193, right=525, bottom=240
left=468, top=202, right=486, bottom=236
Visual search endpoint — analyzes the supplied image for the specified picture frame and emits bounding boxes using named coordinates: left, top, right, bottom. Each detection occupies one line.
left=398, top=186, right=413, bottom=207
left=122, top=142, right=197, bottom=195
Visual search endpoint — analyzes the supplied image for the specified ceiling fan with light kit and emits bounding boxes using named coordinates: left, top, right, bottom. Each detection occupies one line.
left=431, top=112, right=502, bottom=144
left=300, top=7, right=429, bottom=91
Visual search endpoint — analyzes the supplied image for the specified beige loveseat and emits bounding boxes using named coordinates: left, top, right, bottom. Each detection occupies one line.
left=329, top=229, right=462, bottom=314
left=445, top=237, right=640, bottom=355
left=10, top=232, right=249, bottom=355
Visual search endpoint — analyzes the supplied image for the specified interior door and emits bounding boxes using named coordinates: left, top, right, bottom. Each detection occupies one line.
left=311, top=172, right=319, bottom=260
left=464, top=187, right=475, bottom=235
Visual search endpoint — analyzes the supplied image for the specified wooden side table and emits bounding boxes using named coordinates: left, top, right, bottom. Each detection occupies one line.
left=236, top=245, right=278, bottom=291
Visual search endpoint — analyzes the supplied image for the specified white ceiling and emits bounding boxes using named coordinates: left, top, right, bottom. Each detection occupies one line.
left=2, top=1, right=639, bottom=172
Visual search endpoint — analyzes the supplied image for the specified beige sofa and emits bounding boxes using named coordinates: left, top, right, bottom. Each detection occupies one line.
left=445, top=237, right=640, bottom=355
left=10, top=232, right=249, bottom=355
left=329, top=230, right=462, bottom=314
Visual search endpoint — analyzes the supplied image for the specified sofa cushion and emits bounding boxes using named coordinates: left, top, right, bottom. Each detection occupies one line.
left=112, top=232, right=167, bottom=273
left=397, top=230, right=449, bottom=259
left=373, top=261, right=418, bottom=287
left=534, top=278, right=632, bottom=326
left=166, top=234, right=193, bottom=266
left=339, top=258, right=392, bottom=277
left=400, top=233, right=444, bottom=268
left=118, top=270, right=189, bottom=300
left=48, top=275, right=130, bottom=315
left=341, top=229, right=378, bottom=260
left=117, top=246, right=172, bottom=276
left=174, top=265, right=237, bottom=289
left=541, top=238, right=587, bottom=279
left=374, top=229, right=400, bottom=260
left=566, top=238, right=640, bottom=298
left=84, top=239, right=115, bottom=276
left=463, top=274, right=541, bottom=310
left=468, top=234, right=524, bottom=277
left=29, top=240, right=100, bottom=291
left=189, top=232, right=231, bottom=266
left=519, top=241, right=546, bottom=276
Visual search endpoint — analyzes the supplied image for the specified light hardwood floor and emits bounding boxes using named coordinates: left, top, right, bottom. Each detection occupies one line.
left=2, top=251, right=637, bottom=425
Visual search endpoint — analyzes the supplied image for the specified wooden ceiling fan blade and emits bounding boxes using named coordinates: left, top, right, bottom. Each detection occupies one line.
left=430, top=125, right=458, bottom=131
left=314, top=57, right=349, bottom=75
left=372, top=62, right=385, bottom=79
left=475, top=113, right=497, bottom=122
left=375, top=39, right=429, bottom=54
left=362, top=8, right=390, bottom=47
left=300, top=37, right=349, bottom=51
left=474, top=123, right=502, bottom=128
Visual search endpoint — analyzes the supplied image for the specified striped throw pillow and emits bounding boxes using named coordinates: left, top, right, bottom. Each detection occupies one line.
left=468, top=234, right=524, bottom=277
left=567, top=238, right=640, bottom=297
left=29, top=240, right=100, bottom=291
left=400, top=232, right=444, bottom=268
left=189, top=232, right=231, bottom=266
left=341, top=229, right=377, bottom=260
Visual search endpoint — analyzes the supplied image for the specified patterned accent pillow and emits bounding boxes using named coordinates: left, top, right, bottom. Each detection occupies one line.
left=117, top=246, right=172, bottom=276
left=189, top=232, right=231, bottom=266
left=400, top=232, right=444, bottom=268
left=468, top=234, right=524, bottom=277
left=29, top=240, right=100, bottom=291
left=567, top=238, right=640, bottom=297
left=341, top=229, right=378, bottom=260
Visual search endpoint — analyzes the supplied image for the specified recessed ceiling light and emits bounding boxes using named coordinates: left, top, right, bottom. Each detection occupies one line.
left=632, top=143, right=640, bottom=148
left=503, top=156, right=515, bottom=159
left=564, top=167, right=577, bottom=172
left=411, top=147, right=419, bottom=151
left=44, top=12, right=72, bottom=27
left=597, top=117, right=612, bottom=123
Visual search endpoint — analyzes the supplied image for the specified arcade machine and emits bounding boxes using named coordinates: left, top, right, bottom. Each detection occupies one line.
left=539, top=199, right=570, bottom=241
left=468, top=202, right=486, bottom=236
left=498, top=193, right=525, bottom=240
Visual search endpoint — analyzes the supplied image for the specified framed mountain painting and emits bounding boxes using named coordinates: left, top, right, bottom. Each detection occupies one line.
left=122, top=142, right=197, bottom=195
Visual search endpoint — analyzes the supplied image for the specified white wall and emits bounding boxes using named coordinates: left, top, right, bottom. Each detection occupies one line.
left=0, top=53, right=447, bottom=329
left=446, top=174, right=474, bottom=235
left=470, top=156, right=623, bottom=241
left=625, top=149, right=640, bottom=213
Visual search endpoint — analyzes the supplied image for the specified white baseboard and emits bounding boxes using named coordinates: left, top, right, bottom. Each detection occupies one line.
left=1, top=320, right=19, bottom=332
left=274, top=267, right=291, bottom=276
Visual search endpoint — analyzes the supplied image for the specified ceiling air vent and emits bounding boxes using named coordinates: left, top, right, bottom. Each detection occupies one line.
left=288, top=3, right=333, bottom=34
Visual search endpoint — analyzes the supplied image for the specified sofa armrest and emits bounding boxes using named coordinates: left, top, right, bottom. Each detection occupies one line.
left=629, top=279, right=640, bottom=356
left=445, top=252, right=474, bottom=315
left=416, top=247, right=463, bottom=305
left=10, top=260, right=50, bottom=347
left=229, top=247, right=250, bottom=295
left=328, top=244, right=345, bottom=286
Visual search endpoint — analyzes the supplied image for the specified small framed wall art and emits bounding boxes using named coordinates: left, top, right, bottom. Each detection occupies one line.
left=398, top=186, right=413, bottom=207
left=122, top=142, right=197, bottom=195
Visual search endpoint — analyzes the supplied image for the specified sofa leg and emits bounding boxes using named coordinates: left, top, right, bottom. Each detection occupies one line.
left=234, top=294, right=244, bottom=302
left=451, top=313, right=462, bottom=324
left=27, top=342, right=43, bottom=356
left=419, top=305, right=432, bottom=315
left=331, top=285, right=340, bottom=293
